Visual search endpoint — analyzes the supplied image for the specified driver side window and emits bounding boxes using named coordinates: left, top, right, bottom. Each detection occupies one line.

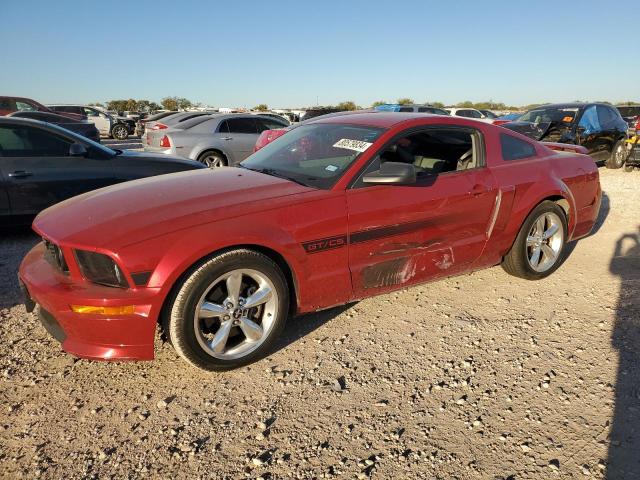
left=376, top=128, right=482, bottom=177
left=0, top=125, right=71, bottom=157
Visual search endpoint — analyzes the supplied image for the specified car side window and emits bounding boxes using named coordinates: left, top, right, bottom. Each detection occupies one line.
left=83, top=107, right=99, bottom=117
left=399, top=107, right=414, bottom=112
left=255, top=118, right=287, bottom=132
left=15, top=101, right=37, bottom=112
left=500, top=133, right=536, bottom=161
left=578, top=106, right=602, bottom=134
left=356, top=127, right=483, bottom=186
left=0, top=125, right=71, bottom=157
left=226, top=118, right=258, bottom=134
left=217, top=120, right=229, bottom=133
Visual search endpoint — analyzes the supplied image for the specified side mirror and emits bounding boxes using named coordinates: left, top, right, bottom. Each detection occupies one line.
left=69, top=143, right=88, bottom=157
left=363, top=161, right=416, bottom=185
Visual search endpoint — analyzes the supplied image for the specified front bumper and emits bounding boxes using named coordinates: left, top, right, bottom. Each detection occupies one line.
left=19, top=242, right=162, bottom=361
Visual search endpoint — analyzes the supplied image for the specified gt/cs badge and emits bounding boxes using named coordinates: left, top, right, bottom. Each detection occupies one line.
left=302, top=235, right=347, bottom=254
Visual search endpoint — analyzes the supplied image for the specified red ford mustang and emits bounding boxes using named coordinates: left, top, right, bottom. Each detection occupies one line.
left=19, top=113, right=601, bottom=371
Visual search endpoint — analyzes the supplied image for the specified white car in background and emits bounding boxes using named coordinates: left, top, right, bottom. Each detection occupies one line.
left=446, top=108, right=501, bottom=123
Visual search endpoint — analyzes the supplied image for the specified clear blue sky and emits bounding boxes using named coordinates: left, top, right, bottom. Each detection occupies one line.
left=1, top=0, right=638, bottom=108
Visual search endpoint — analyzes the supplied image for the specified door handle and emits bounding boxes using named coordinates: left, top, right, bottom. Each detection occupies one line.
left=221, top=137, right=233, bottom=141
left=470, top=184, right=488, bottom=196
left=8, top=171, right=33, bottom=178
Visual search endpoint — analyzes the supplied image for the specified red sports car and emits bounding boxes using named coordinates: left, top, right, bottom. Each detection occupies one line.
left=19, top=113, right=601, bottom=371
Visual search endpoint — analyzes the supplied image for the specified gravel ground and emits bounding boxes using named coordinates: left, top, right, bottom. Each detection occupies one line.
left=1, top=168, right=638, bottom=479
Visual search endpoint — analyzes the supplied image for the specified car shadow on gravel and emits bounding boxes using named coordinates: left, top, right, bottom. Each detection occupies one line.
left=607, top=226, right=640, bottom=478
left=564, top=191, right=610, bottom=258
left=0, top=227, right=39, bottom=310
left=272, top=303, right=357, bottom=354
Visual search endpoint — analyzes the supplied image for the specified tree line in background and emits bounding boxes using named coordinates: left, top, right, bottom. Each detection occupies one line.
left=91, top=97, right=640, bottom=114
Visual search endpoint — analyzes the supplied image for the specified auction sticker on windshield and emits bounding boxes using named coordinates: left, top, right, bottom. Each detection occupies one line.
left=333, top=138, right=373, bottom=153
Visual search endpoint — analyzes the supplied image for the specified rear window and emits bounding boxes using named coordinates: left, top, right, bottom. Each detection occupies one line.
left=500, top=133, right=536, bottom=161
left=174, top=115, right=215, bottom=130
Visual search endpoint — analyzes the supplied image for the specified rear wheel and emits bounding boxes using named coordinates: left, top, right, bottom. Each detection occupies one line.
left=605, top=140, right=626, bottom=169
left=111, top=124, right=129, bottom=140
left=164, top=249, right=289, bottom=371
left=197, top=150, right=227, bottom=168
left=502, top=201, right=568, bottom=280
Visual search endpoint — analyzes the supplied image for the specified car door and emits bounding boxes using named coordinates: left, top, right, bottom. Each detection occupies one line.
left=83, top=107, right=110, bottom=136
left=346, top=126, right=498, bottom=299
left=576, top=105, right=608, bottom=161
left=218, top=117, right=260, bottom=164
left=0, top=123, right=116, bottom=216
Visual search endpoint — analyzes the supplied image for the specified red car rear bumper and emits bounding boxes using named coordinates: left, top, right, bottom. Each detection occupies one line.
left=19, top=243, right=162, bottom=361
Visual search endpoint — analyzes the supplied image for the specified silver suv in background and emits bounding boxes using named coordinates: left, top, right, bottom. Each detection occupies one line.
left=144, top=114, right=288, bottom=167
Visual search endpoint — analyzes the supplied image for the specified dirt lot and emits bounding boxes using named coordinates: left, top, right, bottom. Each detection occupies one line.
left=1, top=168, right=638, bottom=479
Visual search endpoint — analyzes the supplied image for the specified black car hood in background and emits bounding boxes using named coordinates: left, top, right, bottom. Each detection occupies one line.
left=502, top=121, right=573, bottom=143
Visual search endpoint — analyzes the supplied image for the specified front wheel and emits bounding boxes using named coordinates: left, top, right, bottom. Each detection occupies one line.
left=111, top=124, right=129, bottom=140
left=164, top=249, right=289, bottom=371
left=605, top=140, right=626, bottom=169
left=501, top=201, right=568, bottom=280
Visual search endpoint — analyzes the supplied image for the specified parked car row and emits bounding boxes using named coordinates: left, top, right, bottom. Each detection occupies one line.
left=0, top=117, right=204, bottom=226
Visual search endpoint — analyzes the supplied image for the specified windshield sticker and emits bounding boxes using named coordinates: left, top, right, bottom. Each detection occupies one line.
left=333, top=138, right=373, bottom=153
left=325, top=165, right=338, bottom=172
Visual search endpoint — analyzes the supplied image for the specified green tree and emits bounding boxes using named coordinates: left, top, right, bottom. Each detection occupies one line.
left=125, top=98, right=139, bottom=112
left=149, top=102, right=162, bottom=112
left=177, top=97, right=192, bottom=110
left=88, top=102, right=104, bottom=108
left=106, top=100, right=128, bottom=112
left=372, top=100, right=387, bottom=107
left=336, top=101, right=357, bottom=111
left=428, top=101, right=445, bottom=108
left=397, top=98, right=414, bottom=105
left=161, top=96, right=179, bottom=111
left=254, top=104, right=268, bottom=111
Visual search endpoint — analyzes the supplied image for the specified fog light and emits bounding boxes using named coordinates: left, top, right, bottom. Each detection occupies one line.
left=70, top=305, right=136, bottom=315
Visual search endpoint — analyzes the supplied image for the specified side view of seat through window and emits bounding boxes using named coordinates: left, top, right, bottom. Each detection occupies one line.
left=379, top=128, right=480, bottom=176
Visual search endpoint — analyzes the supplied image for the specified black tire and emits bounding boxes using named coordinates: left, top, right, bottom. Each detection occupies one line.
left=605, top=140, right=626, bottom=169
left=197, top=150, right=227, bottom=168
left=111, top=124, right=129, bottom=140
left=163, top=249, right=289, bottom=371
left=501, top=200, right=568, bottom=280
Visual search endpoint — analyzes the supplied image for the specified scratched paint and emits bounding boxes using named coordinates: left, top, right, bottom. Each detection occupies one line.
left=362, top=257, right=418, bottom=289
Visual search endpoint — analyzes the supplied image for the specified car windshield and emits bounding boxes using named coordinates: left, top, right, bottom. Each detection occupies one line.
left=519, top=107, right=579, bottom=124
left=241, top=123, right=384, bottom=189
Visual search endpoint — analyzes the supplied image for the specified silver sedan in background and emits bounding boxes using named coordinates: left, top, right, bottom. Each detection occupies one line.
left=143, top=114, right=289, bottom=167
left=143, top=111, right=215, bottom=141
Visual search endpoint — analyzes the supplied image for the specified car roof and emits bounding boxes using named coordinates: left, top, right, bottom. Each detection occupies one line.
left=527, top=102, right=603, bottom=110
left=306, top=111, right=452, bottom=128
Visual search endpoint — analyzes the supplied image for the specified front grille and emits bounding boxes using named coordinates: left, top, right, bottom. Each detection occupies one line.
left=43, top=239, right=69, bottom=273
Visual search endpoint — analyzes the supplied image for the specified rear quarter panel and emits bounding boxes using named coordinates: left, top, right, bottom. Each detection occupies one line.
left=481, top=128, right=600, bottom=265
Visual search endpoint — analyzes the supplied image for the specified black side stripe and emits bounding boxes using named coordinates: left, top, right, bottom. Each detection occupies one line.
left=349, top=219, right=436, bottom=244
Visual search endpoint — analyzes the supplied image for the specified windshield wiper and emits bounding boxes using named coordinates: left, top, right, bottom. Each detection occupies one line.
left=243, top=166, right=311, bottom=187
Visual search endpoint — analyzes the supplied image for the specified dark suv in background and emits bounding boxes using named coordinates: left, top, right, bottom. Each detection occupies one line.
left=503, top=102, right=629, bottom=168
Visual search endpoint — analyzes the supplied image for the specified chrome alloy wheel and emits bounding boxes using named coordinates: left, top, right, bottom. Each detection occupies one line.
left=526, top=212, right=564, bottom=272
left=200, top=154, right=225, bottom=168
left=193, top=269, right=278, bottom=360
left=614, top=143, right=627, bottom=167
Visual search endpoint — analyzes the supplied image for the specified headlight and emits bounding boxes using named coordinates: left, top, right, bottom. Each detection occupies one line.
left=74, top=250, right=129, bottom=288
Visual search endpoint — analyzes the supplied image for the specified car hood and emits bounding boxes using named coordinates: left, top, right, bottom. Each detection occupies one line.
left=113, top=149, right=201, bottom=166
left=33, top=167, right=315, bottom=249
